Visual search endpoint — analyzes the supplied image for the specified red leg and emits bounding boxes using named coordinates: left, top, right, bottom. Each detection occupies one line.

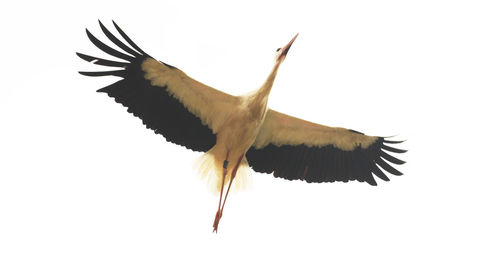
left=212, top=161, right=227, bottom=232
left=219, top=155, right=244, bottom=224
left=212, top=155, right=244, bottom=232
left=213, top=152, right=230, bottom=232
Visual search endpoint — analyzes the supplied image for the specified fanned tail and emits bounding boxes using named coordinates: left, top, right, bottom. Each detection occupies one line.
left=194, top=149, right=252, bottom=195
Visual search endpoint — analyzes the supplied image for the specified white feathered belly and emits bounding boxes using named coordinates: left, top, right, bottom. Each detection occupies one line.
left=195, top=111, right=263, bottom=194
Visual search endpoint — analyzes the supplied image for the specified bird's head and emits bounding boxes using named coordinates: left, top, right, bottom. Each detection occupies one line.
left=275, top=33, right=299, bottom=63
left=258, top=33, right=299, bottom=95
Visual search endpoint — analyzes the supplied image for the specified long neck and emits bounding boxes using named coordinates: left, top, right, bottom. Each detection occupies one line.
left=253, top=61, right=281, bottom=104
left=244, top=61, right=281, bottom=120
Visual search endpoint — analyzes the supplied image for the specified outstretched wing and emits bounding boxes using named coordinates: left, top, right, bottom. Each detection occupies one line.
left=246, top=109, right=406, bottom=185
left=78, top=21, right=239, bottom=152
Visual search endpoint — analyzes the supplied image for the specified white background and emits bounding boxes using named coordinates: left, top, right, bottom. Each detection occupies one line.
left=1, top=0, right=499, bottom=256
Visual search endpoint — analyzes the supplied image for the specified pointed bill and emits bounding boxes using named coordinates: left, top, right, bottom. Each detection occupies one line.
left=279, top=33, right=299, bottom=59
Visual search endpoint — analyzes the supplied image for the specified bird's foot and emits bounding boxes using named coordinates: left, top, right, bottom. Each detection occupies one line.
left=212, top=210, right=223, bottom=233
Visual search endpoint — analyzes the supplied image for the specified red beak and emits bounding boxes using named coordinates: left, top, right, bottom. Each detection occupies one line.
left=279, top=33, right=299, bottom=59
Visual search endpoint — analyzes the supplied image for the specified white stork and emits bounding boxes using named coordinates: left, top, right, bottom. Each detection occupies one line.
left=78, top=21, right=406, bottom=232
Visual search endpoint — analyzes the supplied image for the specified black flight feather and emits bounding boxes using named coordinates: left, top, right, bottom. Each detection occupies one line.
left=247, top=136, right=406, bottom=186
left=76, top=52, right=128, bottom=67
left=78, top=21, right=216, bottom=152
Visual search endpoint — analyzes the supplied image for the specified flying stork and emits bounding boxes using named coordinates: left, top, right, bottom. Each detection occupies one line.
left=77, top=21, right=406, bottom=232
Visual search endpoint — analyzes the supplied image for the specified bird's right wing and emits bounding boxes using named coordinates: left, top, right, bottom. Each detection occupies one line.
left=78, top=21, right=240, bottom=152
left=246, top=109, right=406, bottom=185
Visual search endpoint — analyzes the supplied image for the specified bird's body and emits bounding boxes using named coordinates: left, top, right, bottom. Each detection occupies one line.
left=78, top=21, right=406, bottom=232
left=196, top=94, right=266, bottom=193
left=142, top=57, right=275, bottom=193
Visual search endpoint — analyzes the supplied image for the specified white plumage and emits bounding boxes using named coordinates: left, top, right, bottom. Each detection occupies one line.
left=78, top=21, right=406, bottom=232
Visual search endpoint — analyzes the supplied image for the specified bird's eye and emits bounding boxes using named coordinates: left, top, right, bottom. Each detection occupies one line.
left=276, top=48, right=281, bottom=52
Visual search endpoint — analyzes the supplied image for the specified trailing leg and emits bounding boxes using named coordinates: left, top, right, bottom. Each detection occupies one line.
left=219, top=155, right=244, bottom=225
left=213, top=152, right=230, bottom=232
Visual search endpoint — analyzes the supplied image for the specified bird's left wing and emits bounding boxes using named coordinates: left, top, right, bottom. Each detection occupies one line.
left=78, top=21, right=239, bottom=152
left=246, top=109, right=406, bottom=185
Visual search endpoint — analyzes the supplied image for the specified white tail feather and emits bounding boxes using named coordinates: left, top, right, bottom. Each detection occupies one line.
left=194, top=149, right=252, bottom=195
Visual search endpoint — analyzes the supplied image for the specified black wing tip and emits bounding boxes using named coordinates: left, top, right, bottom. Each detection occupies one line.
left=110, top=20, right=148, bottom=56
left=376, top=158, right=404, bottom=176
left=76, top=52, right=94, bottom=62
left=76, top=52, right=85, bottom=59
left=372, top=166, right=391, bottom=182
left=76, top=52, right=129, bottom=68
left=84, top=29, right=96, bottom=45
left=380, top=151, right=406, bottom=165
left=111, top=20, right=125, bottom=34
left=79, top=70, right=126, bottom=77
left=381, top=144, right=408, bottom=154
left=366, top=138, right=406, bottom=182
left=367, top=179, right=378, bottom=186
left=84, top=23, right=136, bottom=61
left=84, top=28, right=99, bottom=45
left=78, top=71, right=91, bottom=76
left=97, top=19, right=107, bottom=31
left=376, top=138, right=405, bottom=178
left=384, top=138, right=407, bottom=144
